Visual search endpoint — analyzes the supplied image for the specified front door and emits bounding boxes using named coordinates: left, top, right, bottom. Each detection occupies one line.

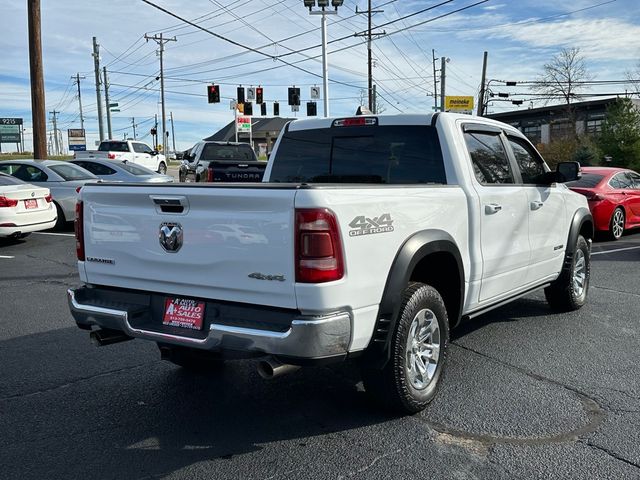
left=505, top=135, right=566, bottom=284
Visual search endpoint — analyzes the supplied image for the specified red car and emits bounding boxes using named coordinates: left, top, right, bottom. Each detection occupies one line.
left=568, top=166, right=640, bottom=240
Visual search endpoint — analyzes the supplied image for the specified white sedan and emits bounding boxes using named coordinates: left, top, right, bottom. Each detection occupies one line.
left=0, top=173, right=57, bottom=238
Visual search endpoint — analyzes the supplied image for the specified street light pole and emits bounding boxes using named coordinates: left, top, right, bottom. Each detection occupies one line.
left=305, top=1, right=342, bottom=118
left=320, top=11, right=329, bottom=117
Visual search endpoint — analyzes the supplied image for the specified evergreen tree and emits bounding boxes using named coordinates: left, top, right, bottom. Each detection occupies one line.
left=597, top=98, right=640, bottom=170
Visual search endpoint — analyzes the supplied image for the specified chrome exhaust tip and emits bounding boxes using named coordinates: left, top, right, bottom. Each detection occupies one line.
left=90, top=329, right=132, bottom=347
left=257, top=357, right=300, bottom=379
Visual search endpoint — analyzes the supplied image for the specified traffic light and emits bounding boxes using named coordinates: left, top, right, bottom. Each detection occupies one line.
left=150, top=127, right=157, bottom=135
left=207, top=84, right=220, bottom=103
left=261, top=102, right=267, bottom=116
left=307, top=101, right=317, bottom=116
left=288, top=87, right=300, bottom=106
left=256, top=87, right=263, bottom=104
left=244, top=102, right=253, bottom=116
left=273, top=102, right=280, bottom=116
left=237, top=86, right=245, bottom=103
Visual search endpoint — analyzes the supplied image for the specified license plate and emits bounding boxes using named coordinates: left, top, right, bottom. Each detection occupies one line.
left=162, top=297, right=205, bottom=330
left=24, top=199, right=38, bottom=209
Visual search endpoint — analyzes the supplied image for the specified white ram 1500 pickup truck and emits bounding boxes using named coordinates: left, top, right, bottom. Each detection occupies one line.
left=68, top=113, right=593, bottom=413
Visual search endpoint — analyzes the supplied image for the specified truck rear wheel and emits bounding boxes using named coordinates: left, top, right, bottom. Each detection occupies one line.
left=544, top=234, right=590, bottom=311
left=157, top=343, right=224, bottom=372
left=362, top=282, right=449, bottom=413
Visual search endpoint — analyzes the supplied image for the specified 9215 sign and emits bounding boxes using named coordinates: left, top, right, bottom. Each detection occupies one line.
left=0, top=118, right=23, bottom=125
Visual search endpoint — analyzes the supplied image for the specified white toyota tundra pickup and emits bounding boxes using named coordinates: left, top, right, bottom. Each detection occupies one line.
left=68, top=113, right=593, bottom=413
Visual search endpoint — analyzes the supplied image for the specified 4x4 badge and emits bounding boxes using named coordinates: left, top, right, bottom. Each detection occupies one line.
left=349, top=213, right=394, bottom=237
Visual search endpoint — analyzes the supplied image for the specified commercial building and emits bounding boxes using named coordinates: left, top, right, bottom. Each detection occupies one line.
left=487, top=97, right=640, bottom=146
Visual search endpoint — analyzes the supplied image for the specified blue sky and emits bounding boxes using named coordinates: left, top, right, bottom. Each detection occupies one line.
left=1, top=0, right=639, bottom=152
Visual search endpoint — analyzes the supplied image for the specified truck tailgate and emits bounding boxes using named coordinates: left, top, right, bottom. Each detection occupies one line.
left=81, top=184, right=297, bottom=309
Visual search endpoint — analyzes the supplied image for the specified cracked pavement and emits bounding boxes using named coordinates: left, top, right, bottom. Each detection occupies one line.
left=1, top=230, right=639, bottom=479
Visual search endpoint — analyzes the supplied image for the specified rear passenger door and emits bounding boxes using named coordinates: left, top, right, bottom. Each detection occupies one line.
left=463, top=125, right=530, bottom=302
left=131, top=142, right=154, bottom=170
left=505, top=135, right=566, bottom=284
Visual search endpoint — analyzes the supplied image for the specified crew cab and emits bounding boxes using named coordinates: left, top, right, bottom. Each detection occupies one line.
left=74, top=140, right=167, bottom=174
left=178, top=141, right=265, bottom=183
left=67, top=113, right=593, bottom=413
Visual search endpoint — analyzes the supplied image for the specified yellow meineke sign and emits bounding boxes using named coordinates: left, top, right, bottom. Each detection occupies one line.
left=445, top=96, right=474, bottom=112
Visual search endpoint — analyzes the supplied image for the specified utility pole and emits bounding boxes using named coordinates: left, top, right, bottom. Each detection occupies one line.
left=477, top=51, right=488, bottom=116
left=72, top=73, right=86, bottom=131
left=49, top=110, right=59, bottom=155
left=28, top=0, right=46, bottom=159
left=440, top=57, right=447, bottom=112
left=153, top=114, right=158, bottom=148
left=432, top=49, right=439, bottom=110
left=144, top=33, right=176, bottom=157
left=131, top=117, right=137, bottom=140
left=356, top=2, right=385, bottom=112
left=170, top=111, right=176, bottom=154
left=92, top=37, right=105, bottom=141
left=103, top=67, right=112, bottom=139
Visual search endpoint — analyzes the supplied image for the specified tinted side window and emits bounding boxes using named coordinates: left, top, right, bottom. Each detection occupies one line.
left=11, top=165, right=48, bottom=182
left=270, top=125, right=446, bottom=184
left=628, top=172, right=640, bottom=189
left=464, top=132, right=514, bottom=184
left=613, top=172, right=633, bottom=189
left=507, top=137, right=546, bottom=184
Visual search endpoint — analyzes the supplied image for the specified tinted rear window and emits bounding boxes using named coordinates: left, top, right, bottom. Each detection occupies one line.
left=49, top=164, right=98, bottom=181
left=567, top=173, right=604, bottom=188
left=201, top=144, right=256, bottom=161
left=98, top=141, right=129, bottom=152
left=269, top=125, right=446, bottom=184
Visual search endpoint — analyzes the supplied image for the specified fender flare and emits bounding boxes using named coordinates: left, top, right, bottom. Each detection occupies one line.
left=364, top=230, right=464, bottom=367
left=566, top=207, right=594, bottom=257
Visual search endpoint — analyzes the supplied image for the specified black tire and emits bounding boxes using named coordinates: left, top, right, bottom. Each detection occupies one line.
left=609, top=207, right=625, bottom=241
left=53, top=202, right=66, bottom=230
left=157, top=343, right=224, bottom=373
left=362, top=282, right=449, bottom=414
left=545, top=234, right=590, bottom=312
left=178, top=171, right=186, bottom=183
left=157, top=162, right=167, bottom=175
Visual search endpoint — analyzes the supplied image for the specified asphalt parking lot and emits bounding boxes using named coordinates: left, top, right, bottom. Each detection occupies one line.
left=1, top=228, right=639, bottom=480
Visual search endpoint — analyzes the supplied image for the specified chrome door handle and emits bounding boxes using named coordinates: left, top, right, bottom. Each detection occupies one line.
left=530, top=201, right=544, bottom=210
left=485, top=203, right=502, bottom=214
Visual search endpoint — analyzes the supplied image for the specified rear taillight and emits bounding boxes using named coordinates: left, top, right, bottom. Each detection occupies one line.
left=45, top=194, right=52, bottom=203
left=75, top=201, right=85, bottom=261
left=76, top=186, right=82, bottom=194
left=0, top=196, right=18, bottom=207
left=586, top=192, right=603, bottom=201
left=107, top=153, right=116, bottom=159
left=207, top=166, right=214, bottom=182
left=295, top=208, right=344, bottom=283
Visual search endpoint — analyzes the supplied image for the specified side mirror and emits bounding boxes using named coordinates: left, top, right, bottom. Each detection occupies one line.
left=556, top=161, right=581, bottom=183
left=151, top=150, right=158, bottom=156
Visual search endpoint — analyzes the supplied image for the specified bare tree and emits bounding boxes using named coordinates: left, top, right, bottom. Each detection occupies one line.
left=532, top=47, right=592, bottom=105
left=625, top=62, right=640, bottom=97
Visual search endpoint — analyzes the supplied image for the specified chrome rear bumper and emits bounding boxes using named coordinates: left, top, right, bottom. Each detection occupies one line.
left=68, top=287, right=351, bottom=359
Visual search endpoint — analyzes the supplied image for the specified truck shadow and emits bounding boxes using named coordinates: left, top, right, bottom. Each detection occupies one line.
left=452, top=296, right=552, bottom=341
left=1, top=327, right=396, bottom=480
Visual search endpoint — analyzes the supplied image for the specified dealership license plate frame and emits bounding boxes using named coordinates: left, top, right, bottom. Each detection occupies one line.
left=162, top=297, right=206, bottom=331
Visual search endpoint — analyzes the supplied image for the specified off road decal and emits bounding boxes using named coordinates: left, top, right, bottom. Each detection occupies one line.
left=349, top=213, right=394, bottom=237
